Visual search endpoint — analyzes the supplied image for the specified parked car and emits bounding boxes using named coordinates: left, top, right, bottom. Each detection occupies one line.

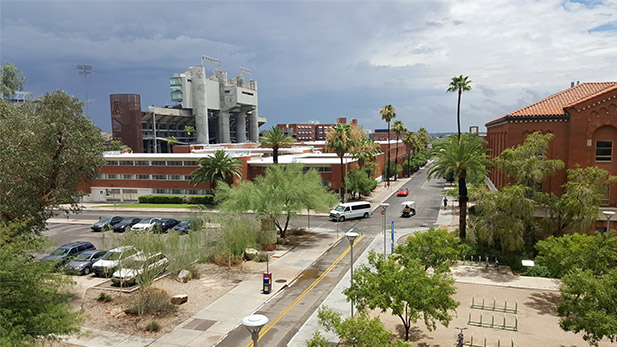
left=156, top=218, right=180, bottom=233
left=113, top=217, right=141, bottom=233
left=41, top=241, right=96, bottom=265
left=64, top=249, right=107, bottom=275
left=91, top=216, right=123, bottom=232
left=111, top=252, right=168, bottom=287
left=397, top=187, right=409, bottom=197
left=129, top=218, right=161, bottom=232
left=329, top=202, right=372, bottom=222
left=172, top=220, right=202, bottom=234
left=92, top=246, right=142, bottom=277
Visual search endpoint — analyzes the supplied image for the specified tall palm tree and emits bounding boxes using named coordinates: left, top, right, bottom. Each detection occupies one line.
left=416, top=127, right=429, bottom=149
left=391, top=120, right=405, bottom=181
left=190, top=149, right=242, bottom=193
left=428, top=134, right=489, bottom=239
left=379, top=104, right=397, bottom=184
left=402, top=131, right=418, bottom=177
left=259, top=126, right=296, bottom=164
left=447, top=75, right=472, bottom=139
left=326, top=123, right=355, bottom=201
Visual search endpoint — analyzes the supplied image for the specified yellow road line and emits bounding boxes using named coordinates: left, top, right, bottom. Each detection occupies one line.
left=246, top=235, right=363, bottom=347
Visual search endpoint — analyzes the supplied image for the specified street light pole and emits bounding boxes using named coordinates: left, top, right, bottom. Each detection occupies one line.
left=241, top=314, right=269, bottom=347
left=345, top=231, right=359, bottom=317
left=380, top=203, right=389, bottom=261
left=602, top=210, right=615, bottom=236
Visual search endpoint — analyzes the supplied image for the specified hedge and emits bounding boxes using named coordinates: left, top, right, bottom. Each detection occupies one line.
left=137, top=194, right=215, bottom=205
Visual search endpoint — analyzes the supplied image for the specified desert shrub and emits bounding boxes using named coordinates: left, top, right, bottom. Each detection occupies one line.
left=213, top=250, right=243, bottom=267
left=254, top=253, right=269, bottom=262
left=126, top=287, right=175, bottom=316
left=96, top=292, right=113, bottom=303
left=145, top=321, right=160, bottom=332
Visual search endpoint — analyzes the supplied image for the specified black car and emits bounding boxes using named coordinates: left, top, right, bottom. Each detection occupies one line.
left=64, top=249, right=107, bottom=275
left=156, top=218, right=179, bottom=233
left=91, top=216, right=123, bottom=232
left=41, top=241, right=96, bottom=265
left=172, top=220, right=202, bottom=234
left=113, top=217, right=141, bottom=233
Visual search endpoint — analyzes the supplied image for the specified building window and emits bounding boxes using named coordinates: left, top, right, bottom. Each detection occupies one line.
left=601, top=185, right=610, bottom=206
left=118, top=161, right=134, bottom=166
left=596, top=140, right=612, bottom=161
left=152, top=174, right=167, bottom=180
left=135, top=160, right=150, bottom=166
left=168, top=161, right=182, bottom=166
left=169, top=175, right=182, bottom=180
left=184, top=175, right=193, bottom=181
left=122, top=174, right=135, bottom=179
left=107, top=160, right=119, bottom=166
left=106, top=174, right=118, bottom=179
left=184, top=160, right=198, bottom=166
left=137, top=174, right=150, bottom=180
left=152, top=160, right=166, bottom=166
left=153, top=188, right=168, bottom=194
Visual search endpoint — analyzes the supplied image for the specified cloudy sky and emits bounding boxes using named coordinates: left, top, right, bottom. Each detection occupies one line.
left=2, top=0, right=616, bottom=134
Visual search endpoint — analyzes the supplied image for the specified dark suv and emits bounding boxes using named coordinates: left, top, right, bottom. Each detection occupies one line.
left=41, top=241, right=96, bottom=265
left=91, top=216, right=123, bottom=232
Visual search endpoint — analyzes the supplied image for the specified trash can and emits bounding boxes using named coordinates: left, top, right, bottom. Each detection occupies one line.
left=263, top=272, right=272, bottom=294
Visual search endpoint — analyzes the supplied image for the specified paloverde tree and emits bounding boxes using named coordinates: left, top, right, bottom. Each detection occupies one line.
left=190, top=149, right=242, bottom=193
left=391, top=120, right=405, bottom=181
left=345, top=251, right=459, bottom=341
left=447, top=75, right=472, bottom=139
left=0, top=90, right=104, bottom=230
left=216, top=163, right=338, bottom=238
left=395, top=227, right=462, bottom=272
left=326, top=123, right=356, bottom=201
left=259, top=125, right=296, bottom=164
left=379, top=104, right=396, bottom=183
left=428, top=133, right=490, bottom=239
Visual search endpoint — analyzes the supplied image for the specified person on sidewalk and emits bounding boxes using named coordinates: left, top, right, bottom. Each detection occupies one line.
left=443, top=196, right=448, bottom=209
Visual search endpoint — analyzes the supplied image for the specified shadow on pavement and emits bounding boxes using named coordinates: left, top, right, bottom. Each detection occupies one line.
left=524, top=291, right=561, bottom=315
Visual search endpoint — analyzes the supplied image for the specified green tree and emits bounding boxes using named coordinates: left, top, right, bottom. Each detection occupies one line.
left=345, top=251, right=459, bottom=341
left=416, top=127, right=429, bottom=148
left=326, top=123, right=356, bottom=201
left=557, top=268, right=617, bottom=346
left=184, top=125, right=195, bottom=136
left=535, top=233, right=617, bottom=278
left=446, top=75, right=472, bottom=139
left=496, top=131, right=564, bottom=194
left=395, top=228, right=462, bottom=272
left=166, top=136, right=178, bottom=153
left=391, top=120, right=405, bottom=181
left=0, top=221, right=82, bottom=345
left=352, top=137, right=381, bottom=172
left=107, top=139, right=132, bottom=152
left=401, top=131, right=420, bottom=177
left=313, top=306, right=392, bottom=347
left=0, top=63, right=26, bottom=98
left=216, top=163, right=338, bottom=238
left=541, top=167, right=616, bottom=237
left=345, top=168, right=377, bottom=199
left=383, top=159, right=402, bottom=181
left=379, top=105, right=396, bottom=183
left=428, top=133, right=489, bottom=239
left=190, top=150, right=242, bottom=193
left=470, top=185, right=536, bottom=251
left=259, top=126, right=296, bottom=164
left=0, top=91, right=104, bottom=229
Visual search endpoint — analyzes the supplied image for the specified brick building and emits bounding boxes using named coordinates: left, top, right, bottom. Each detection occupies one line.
left=486, top=82, right=617, bottom=205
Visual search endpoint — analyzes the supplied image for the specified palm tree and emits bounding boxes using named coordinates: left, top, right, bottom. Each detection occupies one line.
left=379, top=104, right=397, bottom=184
left=428, top=134, right=489, bottom=239
left=166, top=136, right=178, bottom=153
left=416, top=127, right=429, bottom=149
left=447, top=75, right=472, bottom=139
left=401, top=131, right=418, bottom=177
left=184, top=125, right=195, bottom=136
left=190, top=150, right=242, bottom=193
left=326, top=123, right=355, bottom=201
left=259, top=126, right=296, bottom=164
left=391, top=120, right=405, bottom=181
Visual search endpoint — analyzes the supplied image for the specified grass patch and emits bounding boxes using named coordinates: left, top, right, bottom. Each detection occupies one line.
left=98, top=203, right=209, bottom=209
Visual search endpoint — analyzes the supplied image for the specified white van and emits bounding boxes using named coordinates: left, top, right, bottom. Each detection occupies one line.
left=329, top=202, right=372, bottom=221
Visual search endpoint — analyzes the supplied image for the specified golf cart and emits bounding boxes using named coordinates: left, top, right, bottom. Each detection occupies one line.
left=401, top=201, right=416, bottom=218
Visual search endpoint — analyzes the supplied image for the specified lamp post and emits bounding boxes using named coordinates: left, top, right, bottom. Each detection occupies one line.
left=602, top=210, right=615, bottom=236
left=345, top=231, right=359, bottom=317
left=242, top=314, right=269, bottom=347
left=380, top=203, right=389, bottom=260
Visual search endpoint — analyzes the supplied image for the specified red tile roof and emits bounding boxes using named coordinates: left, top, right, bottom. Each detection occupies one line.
left=486, top=82, right=617, bottom=126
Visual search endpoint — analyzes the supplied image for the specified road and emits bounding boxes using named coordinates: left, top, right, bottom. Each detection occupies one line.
left=215, top=166, right=446, bottom=347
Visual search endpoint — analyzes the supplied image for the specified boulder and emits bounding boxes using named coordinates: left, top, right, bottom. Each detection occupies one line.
left=110, top=308, right=126, bottom=318
left=176, top=269, right=192, bottom=283
left=244, top=247, right=259, bottom=260
left=171, top=294, right=188, bottom=305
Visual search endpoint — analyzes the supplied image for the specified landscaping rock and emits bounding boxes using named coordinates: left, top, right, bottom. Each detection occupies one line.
left=171, top=294, right=188, bottom=305
left=177, top=269, right=191, bottom=283
left=110, top=308, right=125, bottom=318
left=244, top=247, right=259, bottom=260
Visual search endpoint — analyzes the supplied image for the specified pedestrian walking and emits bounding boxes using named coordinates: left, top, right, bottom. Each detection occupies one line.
left=443, top=196, right=448, bottom=209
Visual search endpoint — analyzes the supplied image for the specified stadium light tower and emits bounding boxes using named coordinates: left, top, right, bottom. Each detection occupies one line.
left=76, top=64, right=93, bottom=117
